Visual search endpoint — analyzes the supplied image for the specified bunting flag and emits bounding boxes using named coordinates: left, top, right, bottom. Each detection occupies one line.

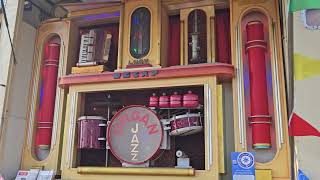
left=294, top=53, right=320, bottom=81
left=290, top=0, right=320, bottom=12
left=289, top=52, right=320, bottom=137
left=298, top=169, right=310, bottom=180
left=289, top=113, right=320, bottom=137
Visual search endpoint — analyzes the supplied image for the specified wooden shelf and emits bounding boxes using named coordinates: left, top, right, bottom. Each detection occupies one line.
left=59, top=63, right=234, bottom=88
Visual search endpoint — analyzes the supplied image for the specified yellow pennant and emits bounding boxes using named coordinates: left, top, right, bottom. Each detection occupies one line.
left=294, top=53, right=320, bottom=80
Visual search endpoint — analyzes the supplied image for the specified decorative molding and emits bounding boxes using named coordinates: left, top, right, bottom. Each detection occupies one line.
left=59, top=63, right=234, bottom=88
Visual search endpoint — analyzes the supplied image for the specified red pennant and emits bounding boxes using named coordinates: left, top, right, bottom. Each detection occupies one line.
left=289, top=113, right=320, bottom=137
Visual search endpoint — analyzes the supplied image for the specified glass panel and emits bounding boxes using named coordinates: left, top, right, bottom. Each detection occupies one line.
left=130, top=7, right=151, bottom=59
left=188, top=10, right=207, bottom=64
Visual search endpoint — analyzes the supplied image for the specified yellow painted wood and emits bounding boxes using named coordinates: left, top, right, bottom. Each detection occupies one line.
left=293, top=53, right=320, bottom=80
left=217, top=85, right=225, bottom=173
left=180, top=5, right=215, bottom=65
left=230, top=0, right=291, bottom=179
left=71, top=65, right=105, bottom=74
left=78, top=167, right=195, bottom=176
left=256, top=169, right=272, bottom=180
left=60, top=76, right=220, bottom=180
left=21, top=20, right=71, bottom=174
left=121, top=0, right=165, bottom=68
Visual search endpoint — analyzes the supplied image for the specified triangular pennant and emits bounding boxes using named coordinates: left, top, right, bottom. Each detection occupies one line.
left=298, top=169, right=310, bottom=180
left=289, top=113, right=320, bottom=137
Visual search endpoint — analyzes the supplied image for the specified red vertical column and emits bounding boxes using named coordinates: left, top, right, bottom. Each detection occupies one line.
left=245, top=21, right=271, bottom=149
left=35, top=43, right=60, bottom=157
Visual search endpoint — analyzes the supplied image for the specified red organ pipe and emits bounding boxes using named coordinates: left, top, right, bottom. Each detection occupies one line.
left=245, top=21, right=271, bottom=149
left=35, top=42, right=60, bottom=157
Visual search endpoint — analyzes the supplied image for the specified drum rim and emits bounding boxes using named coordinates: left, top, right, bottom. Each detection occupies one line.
left=170, top=113, right=201, bottom=120
left=107, top=105, right=163, bottom=165
left=77, top=116, right=107, bottom=121
left=169, top=126, right=203, bottom=136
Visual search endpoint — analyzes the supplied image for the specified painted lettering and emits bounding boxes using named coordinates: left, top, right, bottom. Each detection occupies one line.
left=132, top=111, right=140, bottom=121
left=131, top=123, right=139, bottom=134
left=131, top=153, right=138, bottom=161
left=140, top=114, right=149, bottom=126
left=130, top=143, right=139, bottom=153
left=130, top=123, right=139, bottom=161
left=133, top=72, right=139, bottom=78
left=147, top=124, right=160, bottom=135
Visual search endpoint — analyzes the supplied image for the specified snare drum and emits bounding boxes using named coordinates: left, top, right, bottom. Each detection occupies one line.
left=169, top=113, right=203, bottom=136
left=77, top=116, right=107, bottom=149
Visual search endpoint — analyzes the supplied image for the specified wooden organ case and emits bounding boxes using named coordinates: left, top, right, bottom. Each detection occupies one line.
left=20, top=0, right=291, bottom=180
left=120, top=0, right=168, bottom=68
left=231, top=0, right=291, bottom=179
left=180, top=6, right=215, bottom=65
left=21, top=20, right=71, bottom=172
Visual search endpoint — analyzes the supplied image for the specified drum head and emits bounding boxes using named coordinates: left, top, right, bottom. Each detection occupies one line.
left=108, top=105, right=163, bottom=165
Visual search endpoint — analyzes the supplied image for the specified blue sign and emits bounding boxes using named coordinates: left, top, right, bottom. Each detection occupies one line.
left=232, top=152, right=255, bottom=180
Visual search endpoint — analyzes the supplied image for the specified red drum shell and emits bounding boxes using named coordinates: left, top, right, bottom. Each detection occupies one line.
left=77, top=116, right=107, bottom=149
left=169, top=113, right=203, bottom=136
left=170, top=100, right=182, bottom=108
left=183, top=100, right=199, bottom=108
left=170, top=92, right=182, bottom=108
left=159, top=94, right=170, bottom=108
left=183, top=91, right=199, bottom=108
left=149, top=94, right=159, bottom=107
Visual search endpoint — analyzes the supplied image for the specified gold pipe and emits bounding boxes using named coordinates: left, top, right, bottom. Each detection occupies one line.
left=180, top=20, right=185, bottom=65
left=210, top=16, right=215, bottom=63
left=77, top=167, right=195, bottom=176
left=117, top=4, right=125, bottom=69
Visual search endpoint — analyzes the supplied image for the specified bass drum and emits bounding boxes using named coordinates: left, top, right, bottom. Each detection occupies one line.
left=169, top=113, right=203, bottom=136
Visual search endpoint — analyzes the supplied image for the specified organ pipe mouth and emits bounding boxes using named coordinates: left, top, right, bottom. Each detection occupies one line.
left=36, top=146, right=50, bottom=161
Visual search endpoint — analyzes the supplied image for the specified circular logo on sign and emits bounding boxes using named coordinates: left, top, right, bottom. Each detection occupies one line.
left=108, top=105, right=163, bottom=164
left=237, top=152, right=254, bottom=169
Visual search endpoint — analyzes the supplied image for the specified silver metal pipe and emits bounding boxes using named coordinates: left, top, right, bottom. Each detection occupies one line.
left=66, top=92, right=77, bottom=168
left=271, top=22, right=284, bottom=149
left=51, top=42, right=64, bottom=150
left=236, top=24, right=246, bottom=149
left=204, top=84, right=213, bottom=170
left=27, top=45, right=43, bottom=150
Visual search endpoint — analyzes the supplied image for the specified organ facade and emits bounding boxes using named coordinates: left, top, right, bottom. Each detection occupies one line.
left=20, top=0, right=291, bottom=180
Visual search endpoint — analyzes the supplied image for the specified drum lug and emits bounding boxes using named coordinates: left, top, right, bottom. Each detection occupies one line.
left=160, top=119, right=171, bottom=131
left=159, top=119, right=171, bottom=150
